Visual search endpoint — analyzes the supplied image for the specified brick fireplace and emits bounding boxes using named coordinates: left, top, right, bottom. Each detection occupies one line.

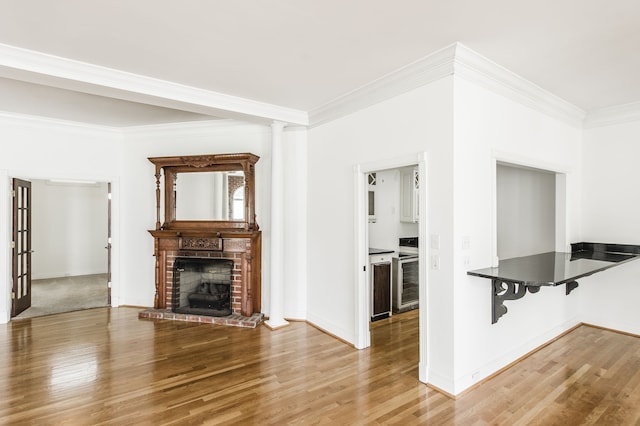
left=139, top=153, right=263, bottom=328
left=172, top=257, right=233, bottom=316
left=151, top=233, right=261, bottom=316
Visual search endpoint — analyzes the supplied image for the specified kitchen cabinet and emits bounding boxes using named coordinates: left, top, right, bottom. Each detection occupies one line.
left=370, top=252, right=392, bottom=321
left=368, top=172, right=377, bottom=223
left=400, top=167, right=419, bottom=223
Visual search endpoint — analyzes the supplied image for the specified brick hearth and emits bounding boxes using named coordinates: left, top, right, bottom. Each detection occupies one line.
left=139, top=309, right=264, bottom=328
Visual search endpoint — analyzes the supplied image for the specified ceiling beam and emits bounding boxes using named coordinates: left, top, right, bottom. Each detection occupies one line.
left=0, top=43, right=309, bottom=126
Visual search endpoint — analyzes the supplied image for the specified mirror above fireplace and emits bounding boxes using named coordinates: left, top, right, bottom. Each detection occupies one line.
left=148, top=153, right=259, bottom=231
left=175, top=171, right=245, bottom=221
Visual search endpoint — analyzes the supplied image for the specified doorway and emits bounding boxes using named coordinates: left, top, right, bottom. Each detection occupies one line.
left=354, top=152, right=429, bottom=384
left=12, top=178, right=111, bottom=319
left=367, top=167, right=419, bottom=322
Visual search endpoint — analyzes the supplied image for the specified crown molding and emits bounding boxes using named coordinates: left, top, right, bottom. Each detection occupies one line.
left=583, top=101, right=640, bottom=129
left=452, top=44, right=586, bottom=127
left=0, top=109, right=272, bottom=138
left=0, top=43, right=308, bottom=126
left=0, top=110, right=122, bottom=134
left=308, top=43, right=457, bottom=127
left=122, top=118, right=269, bottom=137
left=1, top=42, right=617, bottom=131
left=308, top=42, right=586, bottom=128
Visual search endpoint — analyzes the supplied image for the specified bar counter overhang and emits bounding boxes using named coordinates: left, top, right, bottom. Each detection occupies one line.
left=468, top=243, right=640, bottom=323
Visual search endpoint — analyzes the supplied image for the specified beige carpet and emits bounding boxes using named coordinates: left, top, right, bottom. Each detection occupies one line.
left=14, top=274, right=109, bottom=319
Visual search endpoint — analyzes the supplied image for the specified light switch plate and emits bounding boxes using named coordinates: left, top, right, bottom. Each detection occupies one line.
left=430, top=234, right=440, bottom=250
left=462, top=236, right=471, bottom=250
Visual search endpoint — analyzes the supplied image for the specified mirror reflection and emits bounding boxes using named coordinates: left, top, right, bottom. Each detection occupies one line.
left=175, top=171, right=245, bottom=221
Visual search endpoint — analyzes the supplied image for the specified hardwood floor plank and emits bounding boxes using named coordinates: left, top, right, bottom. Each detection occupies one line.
left=3, top=308, right=640, bottom=424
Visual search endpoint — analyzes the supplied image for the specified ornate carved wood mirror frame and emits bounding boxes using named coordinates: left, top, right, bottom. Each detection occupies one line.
left=148, top=153, right=260, bottom=232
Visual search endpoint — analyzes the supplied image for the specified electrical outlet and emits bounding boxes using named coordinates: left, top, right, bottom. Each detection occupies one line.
left=430, top=234, right=440, bottom=250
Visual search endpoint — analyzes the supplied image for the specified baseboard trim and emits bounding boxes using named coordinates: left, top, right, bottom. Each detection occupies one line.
left=451, top=322, right=583, bottom=399
left=119, top=305, right=153, bottom=309
left=263, top=318, right=291, bottom=330
left=426, top=383, right=457, bottom=399
left=305, top=319, right=355, bottom=348
left=582, top=322, right=640, bottom=339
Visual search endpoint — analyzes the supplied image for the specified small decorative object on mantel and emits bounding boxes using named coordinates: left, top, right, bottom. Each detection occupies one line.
left=145, top=153, right=263, bottom=325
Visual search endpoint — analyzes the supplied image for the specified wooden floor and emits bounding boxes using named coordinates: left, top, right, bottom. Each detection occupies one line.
left=2, top=308, right=640, bottom=425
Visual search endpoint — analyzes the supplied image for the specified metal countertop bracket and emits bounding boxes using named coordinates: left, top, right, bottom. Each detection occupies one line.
left=491, top=279, right=579, bottom=324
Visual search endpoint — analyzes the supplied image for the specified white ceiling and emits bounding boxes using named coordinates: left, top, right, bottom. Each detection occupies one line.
left=0, top=0, right=639, bottom=126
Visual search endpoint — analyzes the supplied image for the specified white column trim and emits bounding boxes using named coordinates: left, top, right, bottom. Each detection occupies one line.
left=265, top=120, right=289, bottom=329
left=417, top=152, right=429, bottom=384
left=353, top=164, right=370, bottom=349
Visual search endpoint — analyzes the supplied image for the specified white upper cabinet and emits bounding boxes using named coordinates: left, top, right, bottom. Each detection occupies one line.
left=400, top=167, right=419, bottom=223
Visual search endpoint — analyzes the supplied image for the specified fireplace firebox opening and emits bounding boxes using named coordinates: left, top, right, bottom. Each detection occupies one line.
left=172, top=257, right=233, bottom=317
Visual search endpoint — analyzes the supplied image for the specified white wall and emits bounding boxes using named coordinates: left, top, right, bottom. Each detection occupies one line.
left=0, top=114, right=122, bottom=322
left=307, top=77, right=455, bottom=385
left=496, top=164, right=556, bottom=260
left=582, top=121, right=640, bottom=244
left=580, top=120, right=640, bottom=334
left=31, top=179, right=108, bottom=279
left=452, top=76, right=583, bottom=394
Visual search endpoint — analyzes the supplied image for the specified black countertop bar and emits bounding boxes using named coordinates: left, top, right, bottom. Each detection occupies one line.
left=571, top=242, right=640, bottom=260
left=468, top=243, right=640, bottom=324
left=467, top=251, right=637, bottom=287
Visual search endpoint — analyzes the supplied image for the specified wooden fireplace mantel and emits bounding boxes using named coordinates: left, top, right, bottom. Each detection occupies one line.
left=149, top=229, right=261, bottom=316
left=148, top=153, right=262, bottom=317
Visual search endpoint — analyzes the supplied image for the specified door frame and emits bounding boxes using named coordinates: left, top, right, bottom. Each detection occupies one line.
left=11, top=178, right=32, bottom=316
left=354, top=152, right=429, bottom=384
left=0, top=171, right=120, bottom=323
